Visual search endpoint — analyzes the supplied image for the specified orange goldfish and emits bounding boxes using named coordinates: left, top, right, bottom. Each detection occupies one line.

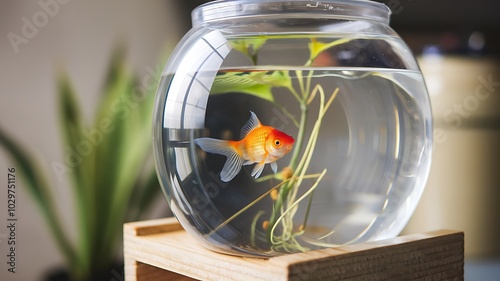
left=195, top=111, right=295, bottom=182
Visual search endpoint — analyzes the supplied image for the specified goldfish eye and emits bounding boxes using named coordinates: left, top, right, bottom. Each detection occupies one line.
left=274, top=139, right=282, bottom=147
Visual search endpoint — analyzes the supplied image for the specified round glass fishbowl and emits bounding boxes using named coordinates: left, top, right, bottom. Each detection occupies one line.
left=153, top=0, right=432, bottom=257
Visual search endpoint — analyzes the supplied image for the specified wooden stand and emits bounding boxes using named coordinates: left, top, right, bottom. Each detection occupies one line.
left=124, top=218, right=464, bottom=281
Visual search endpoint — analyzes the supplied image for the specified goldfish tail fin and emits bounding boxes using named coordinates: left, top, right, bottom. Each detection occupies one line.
left=194, top=138, right=243, bottom=182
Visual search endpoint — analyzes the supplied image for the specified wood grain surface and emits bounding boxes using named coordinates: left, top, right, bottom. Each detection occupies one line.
left=124, top=218, right=464, bottom=281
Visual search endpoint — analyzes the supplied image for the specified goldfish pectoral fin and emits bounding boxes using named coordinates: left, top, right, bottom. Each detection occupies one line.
left=251, top=162, right=265, bottom=179
left=243, top=160, right=254, bottom=166
left=220, top=150, right=243, bottom=182
left=270, top=162, right=278, bottom=174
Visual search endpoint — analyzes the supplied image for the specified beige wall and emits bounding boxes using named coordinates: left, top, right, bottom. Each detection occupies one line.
left=403, top=56, right=500, bottom=258
left=0, top=1, right=183, bottom=280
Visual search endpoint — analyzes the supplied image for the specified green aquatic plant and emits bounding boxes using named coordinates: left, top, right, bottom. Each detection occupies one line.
left=0, top=49, right=164, bottom=280
left=208, top=37, right=347, bottom=253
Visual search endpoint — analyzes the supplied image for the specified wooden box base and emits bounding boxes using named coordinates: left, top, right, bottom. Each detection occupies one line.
left=124, top=218, right=464, bottom=281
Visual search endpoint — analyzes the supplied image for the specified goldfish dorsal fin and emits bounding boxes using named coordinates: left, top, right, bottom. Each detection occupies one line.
left=240, top=111, right=261, bottom=139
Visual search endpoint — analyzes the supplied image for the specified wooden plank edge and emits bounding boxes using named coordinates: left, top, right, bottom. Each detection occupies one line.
left=270, top=230, right=464, bottom=265
left=276, top=230, right=464, bottom=280
left=124, top=236, right=288, bottom=281
left=124, top=217, right=182, bottom=236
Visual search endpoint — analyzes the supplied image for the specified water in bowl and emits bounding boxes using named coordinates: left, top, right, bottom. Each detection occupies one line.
left=157, top=66, right=431, bottom=257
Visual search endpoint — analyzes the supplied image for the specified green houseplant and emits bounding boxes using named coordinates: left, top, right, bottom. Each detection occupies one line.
left=0, top=49, right=164, bottom=281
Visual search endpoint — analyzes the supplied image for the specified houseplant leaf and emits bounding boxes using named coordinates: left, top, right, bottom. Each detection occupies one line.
left=211, top=70, right=292, bottom=102
left=307, top=37, right=354, bottom=65
left=230, top=38, right=267, bottom=64
left=1, top=47, right=167, bottom=281
left=0, top=127, right=78, bottom=276
left=57, top=73, right=95, bottom=277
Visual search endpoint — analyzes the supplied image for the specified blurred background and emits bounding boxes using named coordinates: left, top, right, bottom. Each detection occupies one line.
left=0, top=0, right=499, bottom=280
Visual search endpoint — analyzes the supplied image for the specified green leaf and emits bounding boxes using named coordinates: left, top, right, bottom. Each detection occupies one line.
left=94, top=48, right=129, bottom=128
left=89, top=52, right=161, bottom=267
left=0, top=127, right=78, bottom=275
left=211, top=70, right=292, bottom=102
left=230, top=38, right=267, bottom=64
left=307, top=38, right=354, bottom=65
left=57, top=73, right=94, bottom=276
left=231, top=38, right=267, bottom=54
left=90, top=64, right=136, bottom=268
